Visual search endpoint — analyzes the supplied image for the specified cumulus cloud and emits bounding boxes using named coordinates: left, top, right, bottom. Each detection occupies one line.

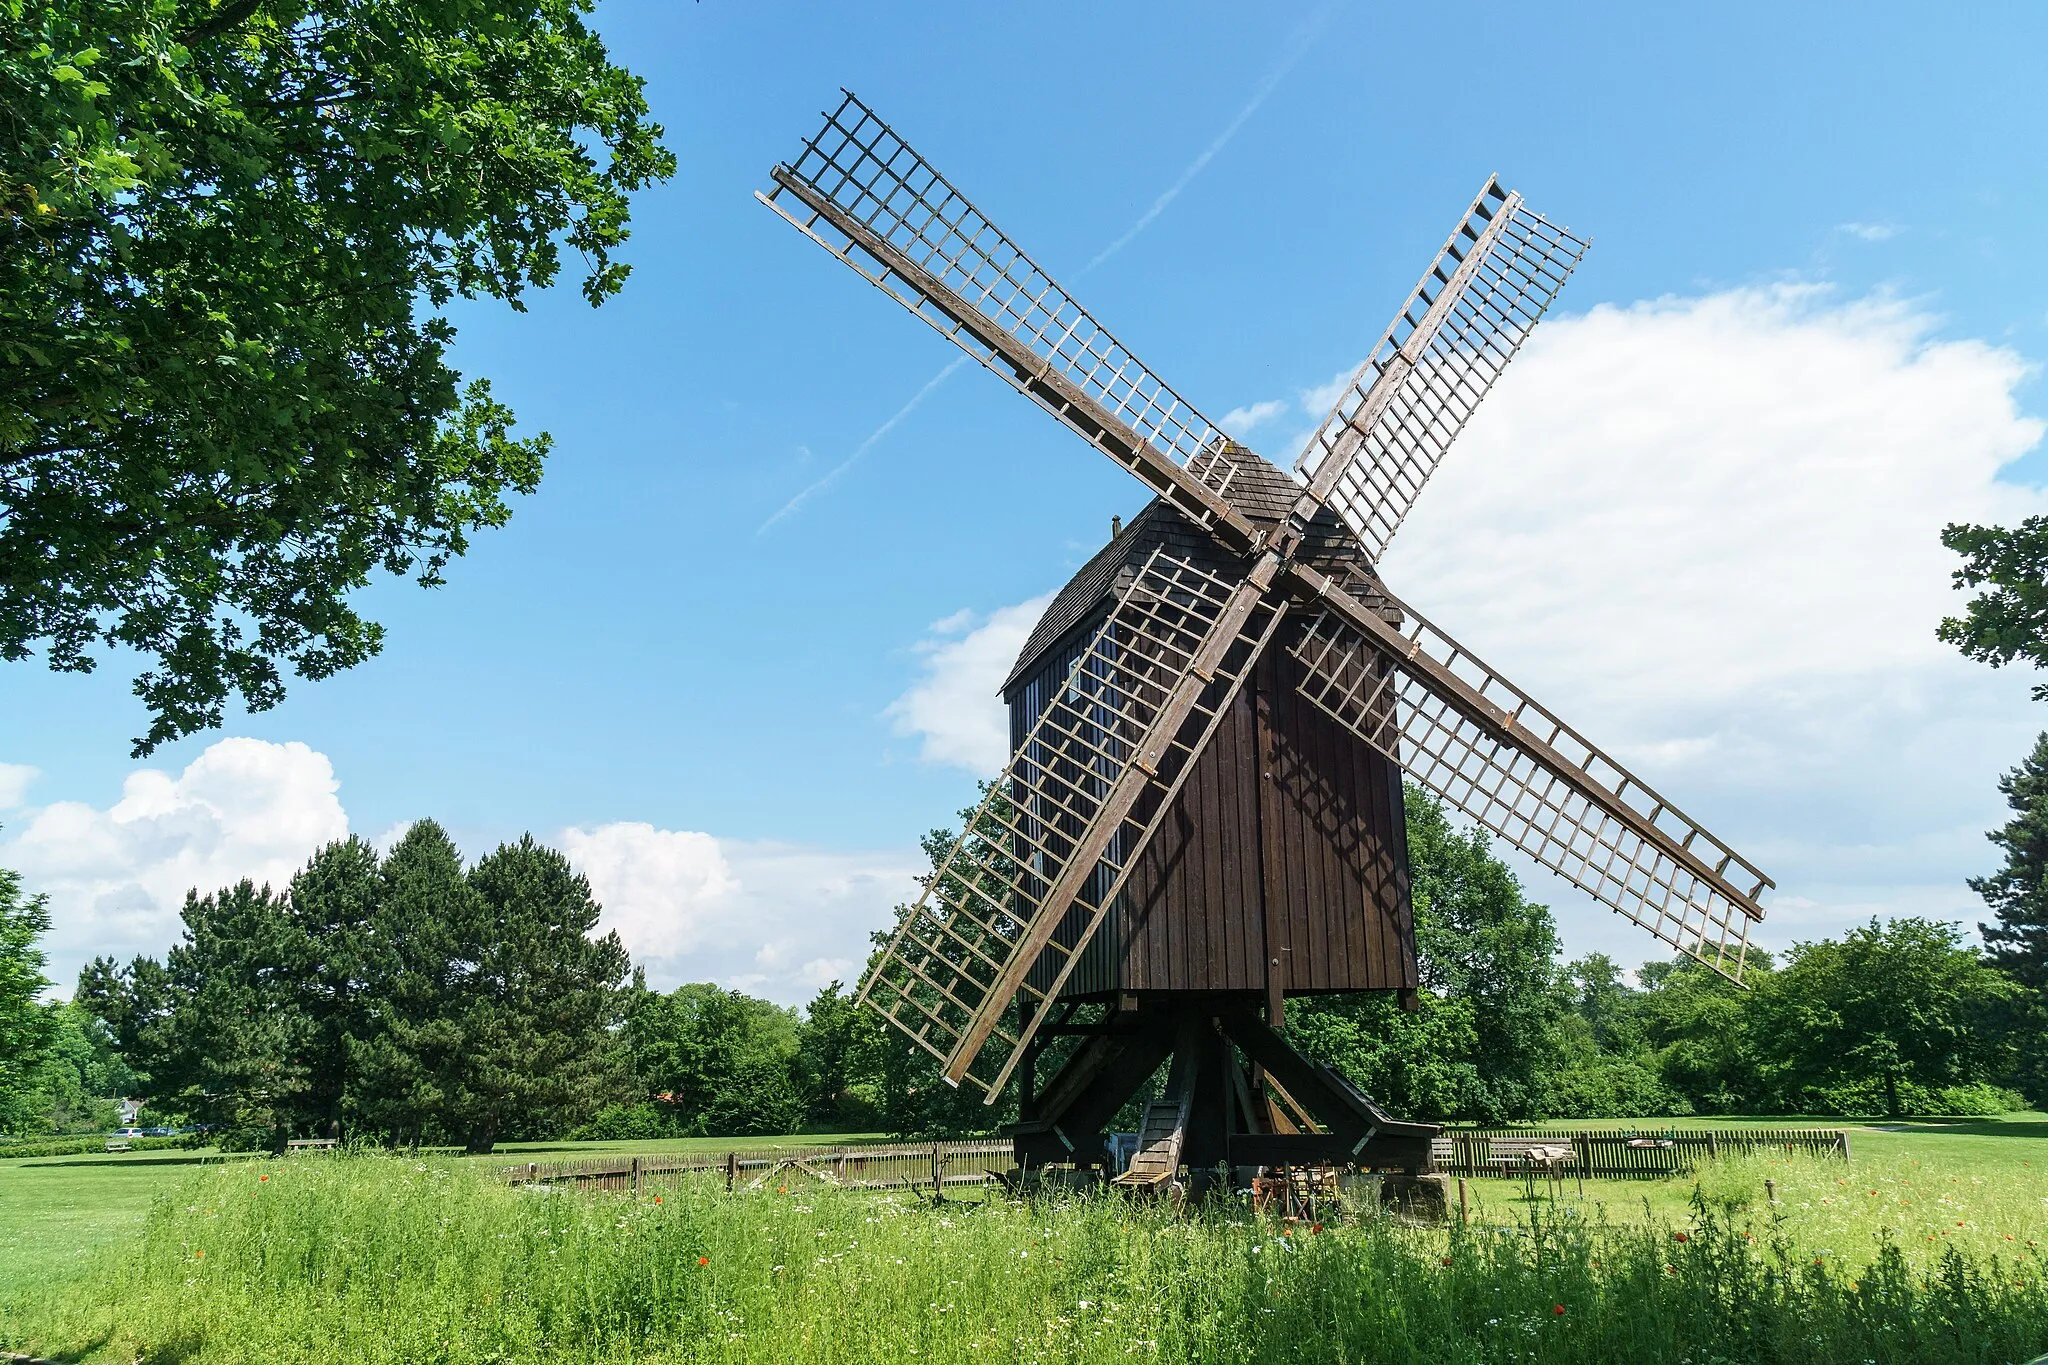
left=2, top=739, right=348, bottom=986
left=1839, top=221, right=1903, bottom=242
left=1367, top=283, right=2044, bottom=957
left=885, top=594, right=1054, bottom=774
left=564, top=823, right=922, bottom=1002
left=0, top=763, right=37, bottom=809
left=1220, top=398, right=1289, bottom=437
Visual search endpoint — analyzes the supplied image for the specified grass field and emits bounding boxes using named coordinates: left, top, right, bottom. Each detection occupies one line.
left=2, top=1117, right=2043, bottom=1363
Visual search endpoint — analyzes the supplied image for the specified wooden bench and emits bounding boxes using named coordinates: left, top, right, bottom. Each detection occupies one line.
left=286, top=1138, right=338, bottom=1153
left=103, top=1139, right=130, bottom=1153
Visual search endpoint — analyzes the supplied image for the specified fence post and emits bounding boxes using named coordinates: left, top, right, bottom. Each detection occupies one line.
left=725, top=1150, right=738, bottom=1194
left=1838, top=1130, right=1851, bottom=1160
left=631, top=1155, right=642, bottom=1194
left=931, top=1142, right=945, bottom=1204
left=1708, top=1132, right=1719, bottom=1161
left=1457, top=1177, right=1468, bottom=1225
left=526, top=1162, right=537, bottom=1184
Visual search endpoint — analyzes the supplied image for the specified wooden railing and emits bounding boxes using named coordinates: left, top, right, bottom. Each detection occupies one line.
left=504, top=1128, right=1849, bottom=1194
left=1430, top=1128, right=1849, bottom=1180
left=502, top=1139, right=1012, bottom=1196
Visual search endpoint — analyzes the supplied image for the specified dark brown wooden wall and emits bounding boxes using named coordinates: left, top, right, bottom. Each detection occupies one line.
left=1009, top=615, right=1417, bottom=999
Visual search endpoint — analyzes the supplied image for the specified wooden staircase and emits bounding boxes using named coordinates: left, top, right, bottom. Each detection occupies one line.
left=1114, top=1095, right=1191, bottom=1188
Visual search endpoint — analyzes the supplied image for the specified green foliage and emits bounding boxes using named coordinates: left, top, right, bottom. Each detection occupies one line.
left=7, top=1150, right=2048, bottom=1364
left=0, top=1001, right=131, bottom=1135
left=1939, top=516, right=2048, bottom=700
left=617, top=981, right=807, bottom=1138
left=75, top=823, right=633, bottom=1153
left=0, top=867, right=57, bottom=1127
left=1751, top=919, right=2022, bottom=1117
left=1968, top=731, right=2048, bottom=1105
left=412, top=834, right=631, bottom=1153
left=0, top=0, right=675, bottom=753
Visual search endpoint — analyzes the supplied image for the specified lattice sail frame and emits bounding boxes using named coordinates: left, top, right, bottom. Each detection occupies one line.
left=1286, top=596, right=1766, bottom=979
left=1295, top=180, right=1589, bottom=561
left=857, top=546, right=1286, bottom=1098
left=757, top=91, right=1251, bottom=531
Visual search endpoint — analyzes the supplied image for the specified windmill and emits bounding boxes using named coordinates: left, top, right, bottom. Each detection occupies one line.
left=760, top=92, right=1773, bottom=1191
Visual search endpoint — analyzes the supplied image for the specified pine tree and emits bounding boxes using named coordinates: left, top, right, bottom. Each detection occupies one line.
left=345, top=821, right=479, bottom=1145
left=445, top=836, right=631, bottom=1154
left=165, top=881, right=311, bottom=1144
left=286, top=837, right=384, bottom=1138
left=1974, top=731, right=2048, bottom=992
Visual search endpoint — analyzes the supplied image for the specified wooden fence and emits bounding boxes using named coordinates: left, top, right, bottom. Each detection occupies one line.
left=1430, top=1128, right=1849, bottom=1180
left=502, top=1139, right=1012, bottom=1196
left=503, top=1128, right=1849, bottom=1195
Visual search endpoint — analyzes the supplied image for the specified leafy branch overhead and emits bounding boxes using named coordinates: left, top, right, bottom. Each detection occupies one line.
left=1939, top=517, right=2048, bottom=699
left=0, top=0, right=676, bottom=752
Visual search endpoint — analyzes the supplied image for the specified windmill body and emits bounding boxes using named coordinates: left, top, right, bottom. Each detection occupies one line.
left=760, top=92, right=1776, bottom=1191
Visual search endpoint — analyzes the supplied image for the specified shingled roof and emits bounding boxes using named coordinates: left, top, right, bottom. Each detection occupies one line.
left=1000, top=449, right=1373, bottom=695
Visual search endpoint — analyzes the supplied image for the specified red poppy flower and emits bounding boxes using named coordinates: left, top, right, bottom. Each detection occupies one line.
left=1552, top=1304, right=1565, bottom=1316
left=1441, top=1256, right=1453, bottom=1266
left=1311, top=1223, right=1323, bottom=1233
left=1673, top=1232, right=1688, bottom=1242
left=258, top=1175, right=268, bottom=1183
left=654, top=1196, right=662, bottom=1204
left=698, top=1256, right=709, bottom=1266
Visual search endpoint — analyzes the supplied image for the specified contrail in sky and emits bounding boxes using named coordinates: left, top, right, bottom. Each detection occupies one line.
left=768, top=9, right=1336, bottom=528
left=1083, top=9, right=1336, bottom=275
left=757, top=357, right=968, bottom=535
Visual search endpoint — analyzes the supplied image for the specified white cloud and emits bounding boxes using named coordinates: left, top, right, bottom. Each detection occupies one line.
left=1, top=739, right=921, bottom=1008
left=2, top=739, right=348, bottom=987
left=1220, top=398, right=1288, bottom=437
left=0, top=763, right=37, bottom=809
left=1839, top=221, right=1903, bottom=241
left=565, top=824, right=922, bottom=1002
left=1369, top=283, right=2044, bottom=959
left=885, top=594, right=1054, bottom=774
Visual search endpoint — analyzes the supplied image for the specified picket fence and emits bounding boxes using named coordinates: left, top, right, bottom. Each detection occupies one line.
left=503, top=1127, right=1848, bottom=1194
left=1430, top=1128, right=1850, bottom=1180
left=502, top=1139, right=1011, bottom=1196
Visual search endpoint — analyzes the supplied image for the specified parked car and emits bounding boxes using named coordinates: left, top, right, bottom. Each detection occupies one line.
left=112, top=1127, right=145, bottom=1139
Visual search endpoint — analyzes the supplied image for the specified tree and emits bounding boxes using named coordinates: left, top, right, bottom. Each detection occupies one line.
left=1971, top=732, right=2048, bottom=992
left=342, top=819, right=477, bottom=1144
left=1636, top=952, right=1774, bottom=1114
left=1749, top=918, right=2020, bottom=1116
left=620, top=982, right=808, bottom=1138
left=438, top=835, right=630, bottom=1153
left=1, top=0, right=675, bottom=753
left=0, top=868, right=58, bottom=1130
left=797, top=982, right=885, bottom=1130
left=1939, top=518, right=2048, bottom=700
left=285, top=836, right=383, bottom=1137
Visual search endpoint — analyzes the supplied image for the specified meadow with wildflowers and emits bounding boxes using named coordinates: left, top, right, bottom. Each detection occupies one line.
left=2, top=1143, right=2045, bottom=1364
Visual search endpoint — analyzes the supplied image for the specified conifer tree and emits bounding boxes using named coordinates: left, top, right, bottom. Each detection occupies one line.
left=285, top=837, right=384, bottom=1137
left=445, top=836, right=631, bottom=1153
left=1973, top=731, right=2048, bottom=992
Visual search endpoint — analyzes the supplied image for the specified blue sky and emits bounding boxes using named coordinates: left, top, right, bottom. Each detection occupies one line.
left=8, top=0, right=2048, bottom=999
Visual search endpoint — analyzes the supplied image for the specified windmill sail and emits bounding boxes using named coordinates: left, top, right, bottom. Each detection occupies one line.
left=1294, top=180, right=1587, bottom=561
left=858, top=546, right=1285, bottom=1098
left=1284, top=575, right=1768, bottom=981
left=759, top=92, right=1259, bottom=547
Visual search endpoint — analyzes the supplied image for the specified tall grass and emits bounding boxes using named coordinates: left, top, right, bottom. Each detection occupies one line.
left=6, top=1150, right=2045, bottom=1364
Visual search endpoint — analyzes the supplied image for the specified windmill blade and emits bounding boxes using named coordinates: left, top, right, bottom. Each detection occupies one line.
left=1282, top=567, right=1769, bottom=982
left=858, top=547, right=1287, bottom=1100
left=760, top=91, right=1259, bottom=551
left=1294, top=180, right=1588, bottom=561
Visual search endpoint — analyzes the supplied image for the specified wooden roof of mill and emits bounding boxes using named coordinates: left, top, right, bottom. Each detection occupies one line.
left=1001, top=451, right=1374, bottom=695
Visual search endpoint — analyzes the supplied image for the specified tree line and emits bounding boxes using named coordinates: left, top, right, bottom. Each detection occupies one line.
left=3, top=756, right=2046, bottom=1147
